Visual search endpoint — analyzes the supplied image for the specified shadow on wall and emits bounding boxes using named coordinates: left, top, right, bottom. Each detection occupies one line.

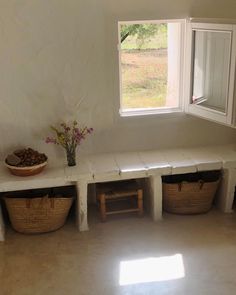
left=90, top=113, right=236, bottom=153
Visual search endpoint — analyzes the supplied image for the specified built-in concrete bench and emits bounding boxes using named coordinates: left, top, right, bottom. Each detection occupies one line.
left=1, top=144, right=236, bottom=241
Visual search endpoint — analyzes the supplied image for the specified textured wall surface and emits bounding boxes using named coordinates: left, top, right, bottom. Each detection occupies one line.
left=0, top=0, right=236, bottom=161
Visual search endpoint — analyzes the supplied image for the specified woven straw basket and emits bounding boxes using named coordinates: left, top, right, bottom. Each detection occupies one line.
left=163, top=179, right=220, bottom=214
left=4, top=195, right=74, bottom=234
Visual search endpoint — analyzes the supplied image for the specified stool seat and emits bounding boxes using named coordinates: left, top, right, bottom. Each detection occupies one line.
left=96, top=180, right=143, bottom=222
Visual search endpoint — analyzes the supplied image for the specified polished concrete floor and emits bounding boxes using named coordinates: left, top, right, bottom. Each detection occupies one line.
left=1, top=208, right=236, bottom=295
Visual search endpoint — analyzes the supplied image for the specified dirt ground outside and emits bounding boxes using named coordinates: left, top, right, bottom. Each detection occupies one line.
left=121, top=48, right=168, bottom=109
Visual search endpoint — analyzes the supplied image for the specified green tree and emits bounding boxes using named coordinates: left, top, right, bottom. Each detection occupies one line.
left=120, top=24, right=167, bottom=49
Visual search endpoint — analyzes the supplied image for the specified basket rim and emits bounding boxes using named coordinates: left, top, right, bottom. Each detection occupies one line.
left=163, top=179, right=220, bottom=184
left=5, top=161, right=48, bottom=170
left=4, top=196, right=74, bottom=200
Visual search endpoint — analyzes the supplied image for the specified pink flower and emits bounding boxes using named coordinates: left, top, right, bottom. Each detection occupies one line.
left=46, top=121, right=93, bottom=149
left=45, top=137, right=57, bottom=144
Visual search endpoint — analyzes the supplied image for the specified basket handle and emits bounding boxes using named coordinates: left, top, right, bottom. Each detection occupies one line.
left=199, top=180, right=204, bottom=190
left=26, top=195, right=54, bottom=209
left=39, top=195, right=55, bottom=208
left=178, top=180, right=204, bottom=191
left=50, top=198, right=54, bottom=209
left=178, top=183, right=182, bottom=192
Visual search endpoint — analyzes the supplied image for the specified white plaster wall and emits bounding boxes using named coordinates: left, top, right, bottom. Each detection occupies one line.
left=0, top=0, right=236, bottom=162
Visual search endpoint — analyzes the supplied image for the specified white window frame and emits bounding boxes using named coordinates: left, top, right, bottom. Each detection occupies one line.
left=184, top=22, right=236, bottom=126
left=118, top=19, right=186, bottom=117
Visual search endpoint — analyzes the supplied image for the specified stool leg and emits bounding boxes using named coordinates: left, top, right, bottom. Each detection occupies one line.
left=100, top=193, right=107, bottom=222
left=137, top=189, right=143, bottom=216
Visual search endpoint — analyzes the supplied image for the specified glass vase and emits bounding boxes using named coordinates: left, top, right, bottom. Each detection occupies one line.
left=66, top=148, right=76, bottom=167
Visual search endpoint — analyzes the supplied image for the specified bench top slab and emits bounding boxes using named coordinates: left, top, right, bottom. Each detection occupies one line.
left=204, top=144, right=236, bottom=168
left=183, top=148, right=223, bottom=171
left=138, top=151, right=172, bottom=175
left=0, top=144, right=235, bottom=191
left=88, top=153, right=120, bottom=180
left=0, top=162, right=67, bottom=192
left=162, top=149, right=197, bottom=174
left=114, top=152, right=147, bottom=178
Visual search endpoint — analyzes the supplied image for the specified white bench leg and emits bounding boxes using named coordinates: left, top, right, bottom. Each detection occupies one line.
left=75, top=180, right=89, bottom=231
left=217, top=168, right=236, bottom=213
left=149, top=175, right=163, bottom=221
left=0, top=203, right=5, bottom=241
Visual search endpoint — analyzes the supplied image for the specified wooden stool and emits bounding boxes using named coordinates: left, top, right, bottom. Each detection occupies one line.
left=96, top=180, right=143, bottom=222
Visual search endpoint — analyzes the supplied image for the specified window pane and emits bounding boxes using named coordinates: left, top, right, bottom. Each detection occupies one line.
left=120, top=22, right=181, bottom=111
left=192, top=30, right=231, bottom=113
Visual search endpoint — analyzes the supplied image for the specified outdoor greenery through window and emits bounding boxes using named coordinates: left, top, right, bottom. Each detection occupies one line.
left=119, top=21, right=183, bottom=115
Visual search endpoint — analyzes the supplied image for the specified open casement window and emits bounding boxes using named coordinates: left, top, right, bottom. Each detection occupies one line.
left=118, top=20, right=185, bottom=116
left=118, top=18, right=236, bottom=128
left=184, top=22, right=236, bottom=126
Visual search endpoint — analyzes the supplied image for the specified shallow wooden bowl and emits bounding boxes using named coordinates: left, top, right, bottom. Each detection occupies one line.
left=5, top=161, right=47, bottom=177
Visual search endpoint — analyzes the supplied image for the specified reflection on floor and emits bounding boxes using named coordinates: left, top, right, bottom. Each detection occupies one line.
left=1, top=207, right=236, bottom=295
left=119, top=254, right=185, bottom=285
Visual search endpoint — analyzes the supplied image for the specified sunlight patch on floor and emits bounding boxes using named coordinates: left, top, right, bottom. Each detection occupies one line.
left=119, top=254, right=185, bottom=286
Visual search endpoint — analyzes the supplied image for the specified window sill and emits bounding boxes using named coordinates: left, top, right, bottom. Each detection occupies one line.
left=119, top=107, right=183, bottom=117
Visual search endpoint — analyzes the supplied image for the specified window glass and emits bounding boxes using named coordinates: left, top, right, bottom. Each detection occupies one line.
left=192, top=30, right=231, bottom=113
left=119, top=21, right=182, bottom=115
